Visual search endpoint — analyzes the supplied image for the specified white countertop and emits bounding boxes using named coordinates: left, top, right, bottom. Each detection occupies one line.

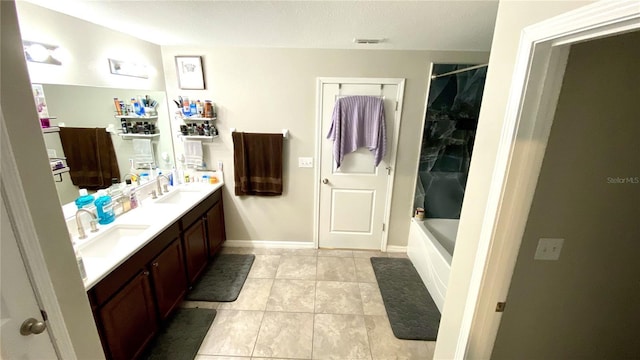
left=74, top=177, right=224, bottom=290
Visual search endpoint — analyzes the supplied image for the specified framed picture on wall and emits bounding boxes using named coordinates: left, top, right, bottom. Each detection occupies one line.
left=175, top=56, right=205, bottom=90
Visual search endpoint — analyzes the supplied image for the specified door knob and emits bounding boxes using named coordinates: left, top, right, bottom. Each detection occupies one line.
left=20, top=318, right=46, bottom=336
left=322, top=178, right=329, bottom=184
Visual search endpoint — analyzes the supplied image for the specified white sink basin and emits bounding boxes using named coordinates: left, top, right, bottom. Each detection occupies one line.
left=154, top=189, right=203, bottom=205
left=80, top=224, right=150, bottom=259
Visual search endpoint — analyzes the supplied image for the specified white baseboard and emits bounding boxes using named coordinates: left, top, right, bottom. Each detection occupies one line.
left=386, top=245, right=407, bottom=253
left=224, top=240, right=316, bottom=249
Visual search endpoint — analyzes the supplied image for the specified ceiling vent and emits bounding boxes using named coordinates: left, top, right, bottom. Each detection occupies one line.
left=353, top=38, right=385, bottom=44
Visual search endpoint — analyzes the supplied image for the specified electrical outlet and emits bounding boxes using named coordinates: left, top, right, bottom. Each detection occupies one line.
left=298, top=157, right=313, bottom=168
left=534, top=238, right=564, bottom=260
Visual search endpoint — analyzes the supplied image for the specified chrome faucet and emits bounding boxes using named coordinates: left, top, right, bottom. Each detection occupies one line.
left=75, top=209, right=98, bottom=240
left=156, top=174, right=170, bottom=196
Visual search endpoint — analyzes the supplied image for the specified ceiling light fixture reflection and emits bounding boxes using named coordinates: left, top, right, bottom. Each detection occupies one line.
left=23, top=40, right=63, bottom=65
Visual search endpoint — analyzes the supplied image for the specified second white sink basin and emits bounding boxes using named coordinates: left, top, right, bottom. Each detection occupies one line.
left=154, top=189, right=203, bottom=205
left=80, top=224, right=150, bottom=259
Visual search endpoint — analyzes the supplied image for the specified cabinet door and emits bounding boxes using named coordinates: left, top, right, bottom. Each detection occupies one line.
left=206, top=200, right=226, bottom=257
left=150, top=239, right=187, bottom=320
left=98, top=270, right=158, bottom=360
left=183, top=219, right=208, bottom=285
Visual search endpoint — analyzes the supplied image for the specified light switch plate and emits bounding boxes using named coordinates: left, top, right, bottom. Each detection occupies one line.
left=298, top=157, right=313, bottom=168
left=534, top=238, right=564, bottom=260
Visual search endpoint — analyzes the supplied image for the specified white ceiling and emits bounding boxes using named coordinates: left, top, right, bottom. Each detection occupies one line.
left=24, top=0, right=499, bottom=51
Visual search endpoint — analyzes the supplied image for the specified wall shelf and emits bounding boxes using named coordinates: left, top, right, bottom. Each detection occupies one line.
left=114, top=115, right=158, bottom=120
left=42, top=126, right=60, bottom=134
left=177, top=134, right=218, bottom=142
left=119, top=133, right=160, bottom=140
left=180, top=116, right=217, bottom=122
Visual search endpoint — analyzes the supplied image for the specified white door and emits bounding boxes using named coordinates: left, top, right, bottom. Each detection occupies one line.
left=318, top=79, right=404, bottom=250
left=1, top=195, right=58, bottom=359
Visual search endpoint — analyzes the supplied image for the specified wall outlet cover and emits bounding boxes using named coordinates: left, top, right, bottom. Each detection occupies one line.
left=534, top=238, right=564, bottom=261
left=298, top=157, right=313, bottom=168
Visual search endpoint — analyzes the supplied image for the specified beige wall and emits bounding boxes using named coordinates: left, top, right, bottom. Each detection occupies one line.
left=1, top=1, right=105, bottom=358
left=160, top=47, right=488, bottom=245
left=434, top=0, right=594, bottom=357
left=491, top=30, right=640, bottom=359
left=16, top=1, right=166, bottom=90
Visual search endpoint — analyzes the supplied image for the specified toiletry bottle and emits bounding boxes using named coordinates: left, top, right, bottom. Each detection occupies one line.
left=114, top=98, right=122, bottom=115
left=94, top=190, right=115, bottom=225
left=190, top=101, right=197, bottom=118
left=196, top=100, right=203, bottom=115
left=75, top=189, right=95, bottom=209
left=129, top=187, right=139, bottom=210
left=73, top=244, right=88, bottom=281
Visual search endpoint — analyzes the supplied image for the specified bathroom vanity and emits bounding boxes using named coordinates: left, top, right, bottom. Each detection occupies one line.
left=73, top=180, right=226, bottom=360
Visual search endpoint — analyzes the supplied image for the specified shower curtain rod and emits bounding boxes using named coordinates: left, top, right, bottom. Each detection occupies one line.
left=431, top=63, right=488, bottom=80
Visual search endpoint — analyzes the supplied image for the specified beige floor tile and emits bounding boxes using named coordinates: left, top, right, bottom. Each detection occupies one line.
left=315, top=281, right=363, bottom=315
left=352, top=250, right=387, bottom=258
left=218, top=278, right=273, bottom=311
left=248, top=255, right=281, bottom=279
left=312, top=314, right=372, bottom=359
left=359, top=283, right=387, bottom=316
left=196, top=356, right=249, bottom=360
left=247, top=247, right=286, bottom=255
left=275, top=255, right=317, bottom=280
left=364, top=315, right=432, bottom=360
left=318, top=249, right=353, bottom=257
left=181, top=301, right=219, bottom=309
left=198, top=310, right=264, bottom=357
left=354, top=257, right=377, bottom=282
left=386, top=252, right=409, bottom=258
left=280, top=248, right=318, bottom=256
left=316, top=257, right=357, bottom=282
left=266, top=279, right=315, bottom=313
left=253, top=312, right=314, bottom=359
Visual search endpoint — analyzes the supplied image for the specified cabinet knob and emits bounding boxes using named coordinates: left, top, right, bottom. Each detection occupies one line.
left=152, top=262, right=159, bottom=268
left=143, top=271, right=150, bottom=276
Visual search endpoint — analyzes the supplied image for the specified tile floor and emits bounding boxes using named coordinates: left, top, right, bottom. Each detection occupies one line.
left=181, top=247, right=436, bottom=360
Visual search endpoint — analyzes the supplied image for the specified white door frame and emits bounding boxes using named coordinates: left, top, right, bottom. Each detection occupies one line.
left=313, top=77, right=406, bottom=251
left=451, top=2, right=640, bottom=358
left=1, top=113, right=77, bottom=359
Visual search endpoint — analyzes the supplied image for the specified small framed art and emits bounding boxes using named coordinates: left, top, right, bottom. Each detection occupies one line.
left=175, top=56, right=205, bottom=90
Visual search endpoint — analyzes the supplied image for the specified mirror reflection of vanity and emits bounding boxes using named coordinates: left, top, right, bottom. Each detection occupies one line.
left=38, top=84, right=176, bottom=205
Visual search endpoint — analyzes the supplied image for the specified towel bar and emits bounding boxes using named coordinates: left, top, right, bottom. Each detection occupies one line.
left=230, top=128, right=288, bottom=139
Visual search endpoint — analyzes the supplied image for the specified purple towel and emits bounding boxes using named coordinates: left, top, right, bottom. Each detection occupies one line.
left=327, top=96, right=386, bottom=168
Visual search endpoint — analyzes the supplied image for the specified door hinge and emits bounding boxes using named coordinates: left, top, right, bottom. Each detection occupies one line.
left=40, top=309, right=48, bottom=321
left=382, top=223, right=386, bottom=231
left=395, top=101, right=398, bottom=111
left=495, top=302, right=506, bottom=312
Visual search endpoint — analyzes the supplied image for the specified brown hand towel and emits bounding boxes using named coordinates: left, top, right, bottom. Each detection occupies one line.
left=232, top=132, right=283, bottom=196
left=59, top=127, right=120, bottom=190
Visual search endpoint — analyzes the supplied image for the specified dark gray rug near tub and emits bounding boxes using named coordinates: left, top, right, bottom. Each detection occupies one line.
left=141, top=308, right=216, bottom=360
left=186, top=254, right=255, bottom=302
left=370, top=257, right=440, bottom=341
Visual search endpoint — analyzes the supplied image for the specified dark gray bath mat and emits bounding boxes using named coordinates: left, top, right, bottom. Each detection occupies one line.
left=370, top=257, right=440, bottom=340
left=141, top=307, right=216, bottom=360
left=186, top=254, right=255, bottom=302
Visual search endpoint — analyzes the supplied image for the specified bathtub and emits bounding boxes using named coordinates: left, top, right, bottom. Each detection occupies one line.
left=407, top=218, right=459, bottom=313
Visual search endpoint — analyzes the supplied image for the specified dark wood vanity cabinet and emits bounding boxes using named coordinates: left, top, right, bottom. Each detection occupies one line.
left=97, top=270, right=158, bottom=360
left=150, top=239, right=187, bottom=320
left=89, top=188, right=226, bottom=359
left=182, top=219, right=208, bottom=285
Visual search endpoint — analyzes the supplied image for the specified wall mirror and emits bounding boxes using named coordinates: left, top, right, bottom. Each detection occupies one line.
left=37, top=84, right=176, bottom=206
